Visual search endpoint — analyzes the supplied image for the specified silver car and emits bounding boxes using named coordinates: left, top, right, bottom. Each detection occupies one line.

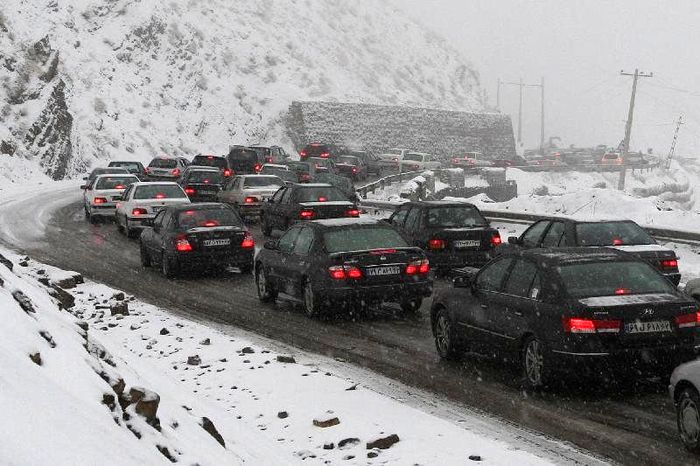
left=218, top=174, right=284, bottom=218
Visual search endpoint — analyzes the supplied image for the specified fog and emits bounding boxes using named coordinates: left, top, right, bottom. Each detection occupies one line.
left=399, top=0, right=700, bottom=156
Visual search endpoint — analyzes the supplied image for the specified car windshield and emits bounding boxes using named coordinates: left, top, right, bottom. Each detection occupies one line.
left=149, top=158, right=177, bottom=168
left=95, top=176, right=138, bottom=190
left=243, top=176, right=283, bottom=188
left=188, top=171, right=223, bottom=184
left=177, top=208, right=242, bottom=229
left=323, top=226, right=409, bottom=253
left=287, top=162, right=311, bottom=173
left=603, top=153, right=619, bottom=159
left=192, top=156, right=227, bottom=168
left=295, top=186, right=347, bottom=202
left=304, top=145, right=328, bottom=156
left=133, top=185, right=187, bottom=200
left=337, top=156, right=359, bottom=165
left=559, top=261, right=675, bottom=298
left=426, top=206, right=488, bottom=227
left=576, top=221, right=654, bottom=246
left=403, top=153, right=423, bottom=161
left=109, top=162, right=141, bottom=172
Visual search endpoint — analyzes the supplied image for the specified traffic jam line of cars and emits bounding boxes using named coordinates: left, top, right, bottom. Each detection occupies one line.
left=79, top=143, right=700, bottom=453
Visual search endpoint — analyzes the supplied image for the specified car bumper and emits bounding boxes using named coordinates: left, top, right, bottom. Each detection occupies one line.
left=320, top=281, right=432, bottom=305
left=188, top=194, right=220, bottom=203
left=89, top=205, right=118, bottom=216
left=426, top=250, right=493, bottom=269
left=169, top=249, right=254, bottom=268
left=238, top=204, right=263, bottom=216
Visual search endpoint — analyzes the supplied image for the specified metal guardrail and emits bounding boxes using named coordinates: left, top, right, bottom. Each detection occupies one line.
left=355, top=170, right=425, bottom=198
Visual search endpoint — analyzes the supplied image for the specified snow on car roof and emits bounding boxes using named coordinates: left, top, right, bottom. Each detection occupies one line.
left=262, top=164, right=288, bottom=169
left=93, top=173, right=139, bottom=180
left=187, top=166, right=220, bottom=171
left=131, top=181, right=180, bottom=186
left=297, top=183, right=333, bottom=188
left=312, top=218, right=380, bottom=228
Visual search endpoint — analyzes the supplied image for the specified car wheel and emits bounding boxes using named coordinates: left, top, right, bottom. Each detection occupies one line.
left=678, top=387, right=700, bottom=452
left=161, top=253, right=178, bottom=278
left=303, top=281, right=322, bottom=318
left=124, top=218, right=134, bottom=238
left=433, top=308, right=461, bottom=360
left=116, top=214, right=125, bottom=234
left=261, top=216, right=272, bottom=237
left=88, top=212, right=98, bottom=224
left=140, top=243, right=151, bottom=267
left=239, top=261, right=253, bottom=274
left=522, top=335, right=548, bottom=390
left=255, top=265, right=277, bottom=303
left=400, top=298, right=422, bottom=314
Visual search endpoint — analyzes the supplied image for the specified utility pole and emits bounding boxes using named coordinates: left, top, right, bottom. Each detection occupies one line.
left=618, top=69, right=653, bottom=190
left=517, top=77, right=524, bottom=146
left=499, top=77, right=545, bottom=152
left=496, top=78, right=501, bottom=111
left=539, top=76, right=545, bottom=152
left=665, top=115, right=683, bottom=170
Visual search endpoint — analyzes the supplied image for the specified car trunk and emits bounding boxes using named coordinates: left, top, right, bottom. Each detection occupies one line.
left=185, top=183, right=222, bottom=201
left=612, top=245, right=679, bottom=276
left=137, top=198, right=190, bottom=215
left=298, top=201, right=354, bottom=220
left=97, top=189, right=127, bottom=203
left=426, top=226, right=500, bottom=251
left=182, top=226, right=248, bottom=253
left=244, top=187, right=280, bottom=203
left=330, top=248, right=425, bottom=285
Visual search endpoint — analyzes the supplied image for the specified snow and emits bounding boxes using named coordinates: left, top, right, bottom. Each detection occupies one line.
left=578, top=293, right=683, bottom=307
left=613, top=244, right=670, bottom=253
left=313, top=218, right=380, bottom=227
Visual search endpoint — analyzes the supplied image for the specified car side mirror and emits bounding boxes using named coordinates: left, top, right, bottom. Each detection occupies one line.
left=264, top=240, right=278, bottom=250
left=508, top=236, right=521, bottom=245
left=80, top=185, right=88, bottom=190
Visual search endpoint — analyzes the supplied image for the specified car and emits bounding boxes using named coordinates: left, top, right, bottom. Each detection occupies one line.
left=259, top=183, right=360, bottom=237
left=145, top=156, right=189, bottom=181
left=83, top=167, right=130, bottom=184
left=81, top=174, right=140, bottom=223
left=115, top=182, right=191, bottom=237
left=490, top=156, right=528, bottom=168
left=285, top=160, right=318, bottom=183
left=450, top=152, right=490, bottom=169
left=670, top=360, right=700, bottom=452
left=307, top=157, right=337, bottom=175
left=259, top=164, right=298, bottom=184
left=600, top=151, right=624, bottom=166
left=299, top=142, right=341, bottom=161
left=249, top=145, right=291, bottom=164
left=334, top=155, right=369, bottom=181
left=399, top=152, right=441, bottom=172
left=387, top=201, right=501, bottom=271
left=177, top=166, right=225, bottom=202
left=431, top=248, right=698, bottom=390
left=502, top=218, right=681, bottom=284
left=190, top=154, right=233, bottom=178
left=140, top=203, right=254, bottom=278
left=226, top=146, right=266, bottom=174
left=108, top=161, right=148, bottom=179
left=254, top=218, right=432, bottom=317
left=337, top=150, right=383, bottom=176
left=377, top=148, right=411, bottom=171
left=218, top=174, right=285, bottom=219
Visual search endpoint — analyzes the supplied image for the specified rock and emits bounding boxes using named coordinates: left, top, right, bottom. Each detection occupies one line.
left=187, top=355, right=201, bottom=366
left=323, top=442, right=335, bottom=450
left=29, top=352, right=42, bottom=366
left=200, top=338, right=211, bottom=345
left=159, top=328, right=169, bottom=335
left=276, top=355, right=296, bottom=364
left=36, top=269, right=46, bottom=275
left=156, top=445, right=176, bottom=462
left=54, top=274, right=83, bottom=289
left=76, top=321, right=89, bottom=331
left=13, top=291, right=35, bottom=313
left=112, top=292, right=125, bottom=301
left=367, top=451, right=379, bottom=458
left=111, top=378, right=126, bottom=396
left=135, top=391, right=160, bottom=421
left=277, top=411, right=288, bottom=419
left=0, top=253, right=13, bottom=271
left=102, top=393, right=116, bottom=410
left=366, top=434, right=400, bottom=450
left=338, top=438, right=360, bottom=449
left=200, top=417, right=226, bottom=447
left=342, top=455, right=355, bottom=460
left=19, top=260, right=28, bottom=267
left=130, top=324, right=141, bottom=331
left=345, top=383, right=358, bottom=391
left=313, top=416, right=340, bottom=428
left=38, top=277, right=51, bottom=287
left=49, top=286, right=75, bottom=309
left=110, top=301, right=129, bottom=316
left=39, top=330, right=56, bottom=348
left=240, top=346, right=255, bottom=354
left=469, top=455, right=483, bottom=461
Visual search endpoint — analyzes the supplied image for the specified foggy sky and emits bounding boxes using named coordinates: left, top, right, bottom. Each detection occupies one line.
left=398, top=0, right=700, bottom=156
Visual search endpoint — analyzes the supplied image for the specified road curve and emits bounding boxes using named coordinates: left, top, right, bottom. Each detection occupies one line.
left=1, top=189, right=696, bottom=466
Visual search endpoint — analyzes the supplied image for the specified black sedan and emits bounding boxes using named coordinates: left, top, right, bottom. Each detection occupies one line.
left=502, top=218, right=681, bottom=284
left=388, top=201, right=502, bottom=271
left=255, top=218, right=432, bottom=317
left=259, top=183, right=359, bottom=236
left=431, top=248, right=698, bottom=389
left=140, top=203, right=254, bottom=277
left=177, top=167, right=225, bottom=202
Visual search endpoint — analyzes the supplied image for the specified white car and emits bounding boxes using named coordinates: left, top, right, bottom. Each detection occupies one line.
left=670, top=360, right=700, bottom=452
left=82, top=174, right=140, bottom=223
left=377, top=148, right=410, bottom=171
left=218, top=174, right=285, bottom=218
left=115, top=182, right=190, bottom=237
left=399, top=151, right=442, bottom=172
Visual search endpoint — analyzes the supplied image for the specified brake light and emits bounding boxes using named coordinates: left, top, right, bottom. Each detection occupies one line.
left=661, top=259, right=678, bottom=269
left=452, top=158, right=459, bottom=164
left=93, top=197, right=107, bottom=205
left=241, top=232, right=255, bottom=249
left=370, top=249, right=397, bottom=255
left=266, top=157, right=273, bottom=163
left=244, top=197, right=256, bottom=204
left=254, top=164, right=262, bottom=173
left=676, top=312, right=700, bottom=329
left=352, top=167, right=357, bottom=173
left=300, top=173, right=311, bottom=182
left=612, top=238, right=623, bottom=246
left=175, top=235, right=192, bottom=252
left=155, top=193, right=166, bottom=199
left=223, top=169, right=232, bottom=177
left=203, top=220, right=219, bottom=227
left=132, top=208, right=147, bottom=216
left=145, top=167, right=151, bottom=174
left=614, top=288, right=630, bottom=295
left=299, top=209, right=314, bottom=219
left=318, top=196, right=327, bottom=202
left=115, top=184, right=125, bottom=189
left=300, top=150, right=307, bottom=158
left=345, top=208, right=360, bottom=217
left=562, top=317, right=621, bottom=334
left=207, top=155, right=213, bottom=160
left=185, top=187, right=196, bottom=195
left=328, top=265, right=362, bottom=280
left=172, top=168, right=180, bottom=176
left=491, top=233, right=502, bottom=246
left=320, top=152, right=330, bottom=159
left=419, top=260, right=430, bottom=274
left=428, top=239, right=446, bottom=250
left=406, top=259, right=429, bottom=275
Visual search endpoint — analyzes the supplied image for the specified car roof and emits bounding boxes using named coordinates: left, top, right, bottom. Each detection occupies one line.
left=406, top=200, right=478, bottom=208
left=294, top=183, right=333, bottom=188
left=310, top=218, right=380, bottom=228
left=92, top=167, right=128, bottom=173
left=169, top=203, right=230, bottom=212
left=193, top=154, right=225, bottom=158
left=236, top=174, right=281, bottom=178
left=109, top=160, right=142, bottom=164
left=93, top=173, right=139, bottom=181
left=185, top=166, right=220, bottom=172
left=131, top=181, right=180, bottom=187
left=262, top=164, right=287, bottom=169
left=503, top=247, right=635, bottom=267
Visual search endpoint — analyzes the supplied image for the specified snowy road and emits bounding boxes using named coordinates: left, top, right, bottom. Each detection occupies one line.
left=0, top=189, right=696, bottom=465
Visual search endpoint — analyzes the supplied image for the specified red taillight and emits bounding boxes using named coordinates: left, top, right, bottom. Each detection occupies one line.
left=406, top=259, right=429, bottom=275
left=244, top=197, right=256, bottom=204
left=203, top=220, right=219, bottom=227
left=352, top=167, right=357, bottom=173
left=419, top=260, right=430, bottom=274
left=661, top=259, right=678, bottom=269
left=254, top=164, right=262, bottom=173
left=266, top=157, right=273, bottom=163
left=328, top=265, right=362, bottom=280
left=223, top=169, right=232, bottom=177
left=318, top=196, right=327, bottom=202
left=93, top=197, right=107, bottom=205
left=428, top=239, right=446, bottom=250
left=370, top=249, right=397, bottom=255
left=562, top=317, right=621, bottom=334
left=175, top=235, right=192, bottom=252
left=172, top=168, right=180, bottom=176
left=132, top=208, right=147, bottom=216
left=185, top=187, right=196, bottom=195
left=299, top=209, right=314, bottom=219
left=241, top=232, right=255, bottom=249
left=207, top=156, right=214, bottom=160
left=491, top=233, right=502, bottom=246
left=614, top=288, right=630, bottom=295
left=155, top=193, right=166, bottom=199
left=345, top=208, right=360, bottom=217
left=452, top=158, right=459, bottom=164
left=300, top=150, right=307, bottom=158
left=347, top=267, right=362, bottom=279
left=676, top=312, right=700, bottom=329
left=320, top=152, right=330, bottom=159
left=145, top=168, right=151, bottom=174
left=300, top=173, right=311, bottom=182
left=115, top=184, right=125, bottom=189
left=612, top=238, right=623, bottom=246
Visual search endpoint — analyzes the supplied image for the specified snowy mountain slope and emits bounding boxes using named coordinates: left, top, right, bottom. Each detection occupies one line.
left=0, top=0, right=484, bottom=181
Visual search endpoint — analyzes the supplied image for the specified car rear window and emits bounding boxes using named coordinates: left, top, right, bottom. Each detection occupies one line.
left=91, top=168, right=128, bottom=178
left=323, top=227, right=408, bottom=253
left=260, top=166, right=287, bottom=175
left=149, top=158, right=177, bottom=168
left=576, top=222, right=654, bottom=246
left=295, top=187, right=347, bottom=202
left=177, top=208, right=242, bottom=229
left=287, top=162, right=312, bottom=173
left=559, top=261, right=675, bottom=298
left=95, top=176, right=138, bottom=190
left=188, top=171, right=223, bottom=184
left=229, top=149, right=258, bottom=161
left=426, top=206, right=488, bottom=228
left=337, top=156, right=359, bottom=165
left=304, top=145, right=329, bottom=156
left=109, top=162, right=141, bottom=172
left=243, top=176, right=283, bottom=188
left=192, top=156, right=227, bottom=169
left=133, top=185, right=187, bottom=200
left=403, top=153, right=423, bottom=162
left=251, top=147, right=271, bottom=157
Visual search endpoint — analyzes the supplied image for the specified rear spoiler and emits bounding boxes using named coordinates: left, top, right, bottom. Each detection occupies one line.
left=329, top=246, right=424, bottom=259
left=186, top=226, right=245, bottom=234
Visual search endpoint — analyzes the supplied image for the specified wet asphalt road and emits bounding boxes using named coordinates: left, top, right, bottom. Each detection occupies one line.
left=3, top=193, right=699, bottom=465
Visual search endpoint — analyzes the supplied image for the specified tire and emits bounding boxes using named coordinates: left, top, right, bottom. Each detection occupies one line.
left=303, top=281, right=322, bottom=318
left=433, top=308, right=461, bottom=360
left=522, top=335, right=549, bottom=390
left=677, top=386, right=700, bottom=453
left=124, top=218, right=133, bottom=238
left=88, top=212, right=98, bottom=224
left=400, top=298, right=423, bottom=314
left=261, top=215, right=272, bottom=237
left=116, top=214, right=125, bottom=234
left=140, top=243, right=151, bottom=267
left=239, top=261, right=253, bottom=274
left=161, top=253, right=178, bottom=278
left=255, top=265, right=277, bottom=303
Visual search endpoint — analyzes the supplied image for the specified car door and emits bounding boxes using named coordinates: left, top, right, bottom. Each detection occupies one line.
left=285, top=227, right=315, bottom=297
left=519, top=220, right=551, bottom=249
left=145, top=210, right=168, bottom=256
left=389, top=204, right=411, bottom=234
left=464, top=257, right=515, bottom=345
left=500, top=259, right=541, bottom=344
left=402, top=206, right=423, bottom=246
left=264, top=187, right=285, bottom=227
left=278, top=187, right=295, bottom=228
left=267, top=226, right=301, bottom=294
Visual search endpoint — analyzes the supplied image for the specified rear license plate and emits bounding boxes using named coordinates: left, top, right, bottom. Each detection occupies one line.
left=624, top=320, right=671, bottom=334
left=203, top=239, right=231, bottom=247
left=365, top=266, right=401, bottom=277
left=453, top=240, right=480, bottom=248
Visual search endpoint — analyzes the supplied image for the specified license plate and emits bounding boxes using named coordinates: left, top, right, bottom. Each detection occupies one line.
left=624, top=320, right=671, bottom=334
left=365, top=266, right=400, bottom=277
left=203, top=239, right=231, bottom=247
left=453, top=240, right=480, bottom=248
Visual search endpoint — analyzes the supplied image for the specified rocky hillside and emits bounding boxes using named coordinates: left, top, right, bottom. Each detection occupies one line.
left=0, top=0, right=484, bottom=181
